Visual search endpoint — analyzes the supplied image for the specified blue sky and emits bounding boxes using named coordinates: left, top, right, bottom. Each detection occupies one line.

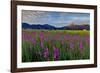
left=22, top=10, right=90, bottom=27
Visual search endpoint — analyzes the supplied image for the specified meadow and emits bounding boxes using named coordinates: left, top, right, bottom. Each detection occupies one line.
left=22, top=29, right=90, bottom=62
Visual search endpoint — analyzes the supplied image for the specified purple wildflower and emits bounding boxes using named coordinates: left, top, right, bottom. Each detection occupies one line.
left=53, top=46, right=59, bottom=60
left=73, top=34, right=79, bottom=40
left=32, top=32, right=36, bottom=36
left=32, top=39, right=36, bottom=47
left=43, top=47, right=48, bottom=58
left=86, top=37, right=90, bottom=44
left=40, top=32, right=44, bottom=40
left=79, top=41, right=83, bottom=50
left=40, top=41, right=44, bottom=49
left=65, top=33, right=70, bottom=39
left=70, top=42, right=74, bottom=49
left=22, top=32, right=31, bottom=41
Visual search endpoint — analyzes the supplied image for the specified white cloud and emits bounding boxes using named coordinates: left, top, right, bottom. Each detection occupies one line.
left=22, top=10, right=90, bottom=27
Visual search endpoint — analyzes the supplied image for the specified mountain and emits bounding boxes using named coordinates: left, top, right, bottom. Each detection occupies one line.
left=59, top=25, right=90, bottom=30
left=22, top=23, right=56, bottom=29
left=22, top=23, right=90, bottom=30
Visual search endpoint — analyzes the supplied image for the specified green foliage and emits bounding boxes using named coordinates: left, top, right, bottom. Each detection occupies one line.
left=22, top=29, right=90, bottom=62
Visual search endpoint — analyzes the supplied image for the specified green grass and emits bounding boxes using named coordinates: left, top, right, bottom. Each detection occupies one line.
left=22, top=29, right=90, bottom=62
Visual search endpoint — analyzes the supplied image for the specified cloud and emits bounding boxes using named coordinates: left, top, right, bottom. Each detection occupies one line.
left=22, top=10, right=48, bottom=24
left=22, top=10, right=90, bottom=27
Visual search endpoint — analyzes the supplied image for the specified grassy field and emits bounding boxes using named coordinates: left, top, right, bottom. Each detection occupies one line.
left=22, top=29, right=90, bottom=62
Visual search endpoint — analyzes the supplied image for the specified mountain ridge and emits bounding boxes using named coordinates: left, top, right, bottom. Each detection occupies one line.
left=22, top=23, right=90, bottom=30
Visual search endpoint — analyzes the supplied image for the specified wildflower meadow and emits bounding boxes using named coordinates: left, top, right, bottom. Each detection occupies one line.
left=22, top=29, right=90, bottom=62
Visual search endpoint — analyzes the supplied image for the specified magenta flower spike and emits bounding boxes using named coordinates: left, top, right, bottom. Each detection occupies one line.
left=40, top=41, right=44, bottom=49
left=43, top=47, right=48, bottom=58
left=53, top=46, right=59, bottom=60
left=40, top=32, right=44, bottom=40
left=32, top=32, right=37, bottom=38
left=70, top=42, right=74, bottom=49
left=32, top=39, right=36, bottom=47
left=32, top=32, right=36, bottom=36
left=80, top=41, right=83, bottom=50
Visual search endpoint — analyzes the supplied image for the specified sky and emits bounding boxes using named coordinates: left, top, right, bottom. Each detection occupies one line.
left=22, top=10, right=90, bottom=27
